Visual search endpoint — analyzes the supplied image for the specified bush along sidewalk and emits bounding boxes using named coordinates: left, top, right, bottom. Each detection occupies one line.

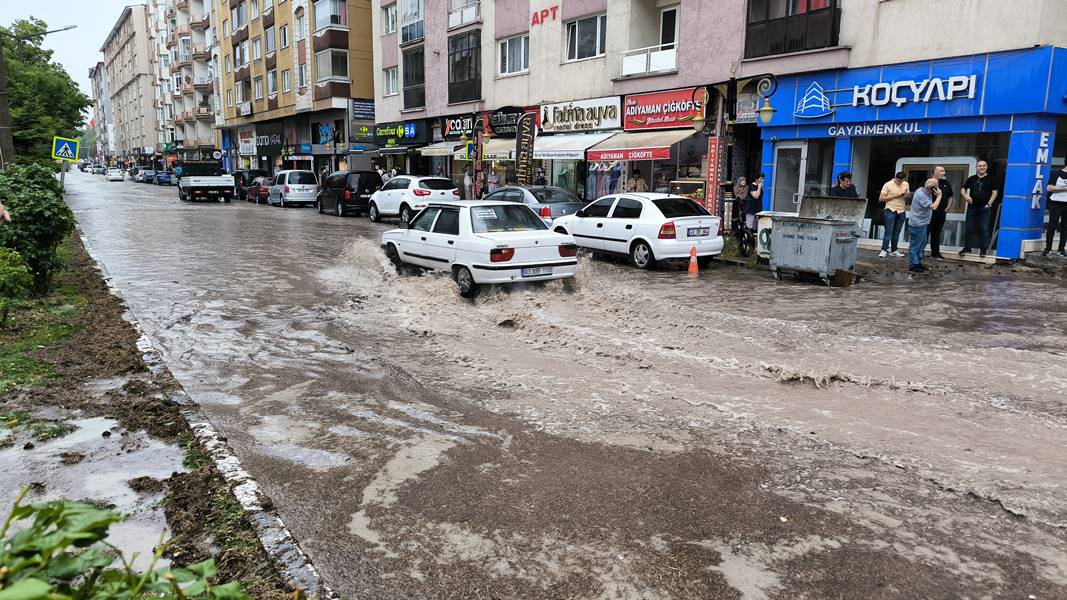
left=0, top=164, right=76, bottom=294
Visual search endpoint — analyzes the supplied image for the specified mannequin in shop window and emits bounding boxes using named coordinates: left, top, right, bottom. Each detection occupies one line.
left=609, top=162, right=622, bottom=193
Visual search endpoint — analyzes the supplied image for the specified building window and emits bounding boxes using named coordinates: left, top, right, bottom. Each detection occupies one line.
left=745, top=0, right=839, bottom=59
left=295, top=13, right=306, bottom=40
left=172, top=74, right=181, bottom=91
left=254, top=76, right=263, bottom=99
left=225, top=54, right=232, bottom=72
left=314, top=0, right=348, bottom=30
left=267, top=69, right=277, bottom=94
left=161, top=54, right=170, bottom=68
left=498, top=34, right=528, bottom=75
left=240, top=40, right=250, bottom=65
left=314, top=49, right=348, bottom=81
left=223, top=19, right=228, bottom=35
left=282, top=69, right=291, bottom=91
left=253, top=37, right=262, bottom=61
left=236, top=80, right=245, bottom=102
left=402, top=46, right=425, bottom=108
left=265, top=27, right=276, bottom=53
left=565, top=14, right=606, bottom=61
left=297, top=63, right=308, bottom=87
left=400, top=0, right=424, bottom=44
left=227, top=89, right=234, bottom=106
left=383, top=66, right=398, bottom=96
left=250, top=0, right=260, bottom=20
left=382, top=4, right=398, bottom=34
left=448, top=31, right=480, bottom=103
left=280, top=25, right=289, bottom=48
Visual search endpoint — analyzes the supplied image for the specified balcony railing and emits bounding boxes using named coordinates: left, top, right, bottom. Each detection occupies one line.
left=403, top=84, right=425, bottom=110
left=175, top=0, right=189, bottom=10
left=620, top=43, right=677, bottom=77
left=190, top=13, right=210, bottom=30
left=744, top=4, right=840, bottom=59
left=448, top=1, right=480, bottom=28
left=193, top=76, right=213, bottom=90
left=401, top=20, right=424, bottom=45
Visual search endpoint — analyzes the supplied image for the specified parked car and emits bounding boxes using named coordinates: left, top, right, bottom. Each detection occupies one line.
left=552, top=193, right=723, bottom=270
left=381, top=201, right=578, bottom=298
left=317, top=170, right=383, bottom=217
left=154, top=170, right=174, bottom=185
left=105, top=168, right=124, bottom=182
left=233, top=169, right=270, bottom=200
left=482, top=186, right=587, bottom=227
left=245, top=176, right=272, bottom=204
left=92, top=165, right=107, bottom=175
left=267, top=170, right=318, bottom=207
left=177, top=160, right=235, bottom=202
left=368, top=176, right=459, bottom=223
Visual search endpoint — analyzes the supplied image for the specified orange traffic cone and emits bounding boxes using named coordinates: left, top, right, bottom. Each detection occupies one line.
left=688, top=246, right=699, bottom=277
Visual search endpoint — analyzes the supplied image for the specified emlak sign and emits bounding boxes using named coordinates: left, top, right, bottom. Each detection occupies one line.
left=623, top=87, right=706, bottom=131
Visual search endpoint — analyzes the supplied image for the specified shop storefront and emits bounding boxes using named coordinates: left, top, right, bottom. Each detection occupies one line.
left=587, top=87, right=711, bottom=203
left=536, top=96, right=622, bottom=199
left=421, top=115, right=474, bottom=186
left=236, top=126, right=257, bottom=170
left=759, top=46, right=1067, bottom=259
left=254, top=121, right=283, bottom=173
left=374, top=119, right=431, bottom=174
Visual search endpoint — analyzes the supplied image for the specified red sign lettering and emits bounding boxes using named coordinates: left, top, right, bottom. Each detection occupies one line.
left=532, top=5, right=559, bottom=26
left=586, top=147, right=672, bottom=161
left=623, top=87, right=708, bottom=131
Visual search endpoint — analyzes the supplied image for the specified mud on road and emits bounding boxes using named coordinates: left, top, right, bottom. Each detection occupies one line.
left=65, top=172, right=1067, bottom=599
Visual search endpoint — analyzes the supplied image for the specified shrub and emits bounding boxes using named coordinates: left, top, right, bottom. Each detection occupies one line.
left=0, top=487, right=253, bottom=599
left=0, top=164, right=76, bottom=293
left=0, top=247, right=32, bottom=328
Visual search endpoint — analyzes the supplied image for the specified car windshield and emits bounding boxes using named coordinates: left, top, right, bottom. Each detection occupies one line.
left=470, top=205, right=548, bottom=233
left=419, top=178, right=456, bottom=190
left=289, top=172, right=317, bottom=184
left=531, top=187, right=580, bottom=204
left=653, top=197, right=709, bottom=217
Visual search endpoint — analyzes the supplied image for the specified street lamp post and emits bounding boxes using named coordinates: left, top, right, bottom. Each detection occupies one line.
left=0, top=24, right=77, bottom=170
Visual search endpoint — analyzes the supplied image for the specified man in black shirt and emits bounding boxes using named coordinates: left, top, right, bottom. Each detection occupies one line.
left=959, top=160, right=998, bottom=257
left=928, top=165, right=954, bottom=258
left=828, top=172, right=859, bottom=198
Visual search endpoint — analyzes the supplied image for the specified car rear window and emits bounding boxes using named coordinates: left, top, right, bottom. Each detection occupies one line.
left=289, top=171, right=317, bottom=184
left=183, top=162, right=222, bottom=176
left=419, top=178, right=456, bottom=190
left=470, top=205, right=548, bottom=233
left=653, top=197, right=709, bottom=217
left=531, top=188, right=580, bottom=204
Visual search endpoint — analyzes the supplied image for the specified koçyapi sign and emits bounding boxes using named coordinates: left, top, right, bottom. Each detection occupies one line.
left=623, top=87, right=706, bottom=131
left=531, top=5, right=558, bottom=26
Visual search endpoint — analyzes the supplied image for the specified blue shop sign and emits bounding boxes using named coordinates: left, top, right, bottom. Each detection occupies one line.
left=299, top=143, right=312, bottom=154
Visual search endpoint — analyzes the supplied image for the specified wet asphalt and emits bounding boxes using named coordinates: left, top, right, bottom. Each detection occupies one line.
left=66, top=171, right=1067, bottom=599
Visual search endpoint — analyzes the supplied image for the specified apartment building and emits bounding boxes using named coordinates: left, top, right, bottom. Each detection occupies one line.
left=147, top=0, right=175, bottom=160
left=88, top=62, right=114, bottom=162
left=101, top=5, right=160, bottom=163
left=159, top=0, right=221, bottom=157
left=216, top=0, right=374, bottom=175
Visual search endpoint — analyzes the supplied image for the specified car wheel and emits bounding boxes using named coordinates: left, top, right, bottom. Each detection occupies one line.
left=178, top=187, right=186, bottom=201
left=336, top=202, right=344, bottom=217
left=280, top=195, right=287, bottom=208
left=454, top=266, right=478, bottom=299
left=399, top=205, right=412, bottom=224
left=369, top=203, right=381, bottom=223
left=317, top=200, right=324, bottom=214
left=631, top=241, right=656, bottom=269
left=384, top=243, right=403, bottom=271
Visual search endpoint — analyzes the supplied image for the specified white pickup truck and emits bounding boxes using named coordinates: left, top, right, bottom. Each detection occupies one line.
left=177, top=161, right=236, bottom=202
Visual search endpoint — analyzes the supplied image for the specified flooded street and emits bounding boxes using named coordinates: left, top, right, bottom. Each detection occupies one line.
left=66, top=171, right=1067, bottom=598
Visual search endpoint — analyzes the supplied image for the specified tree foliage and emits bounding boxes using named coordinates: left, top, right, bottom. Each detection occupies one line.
left=0, top=164, right=75, bottom=292
left=0, top=247, right=32, bottom=327
left=1, top=18, right=92, bottom=164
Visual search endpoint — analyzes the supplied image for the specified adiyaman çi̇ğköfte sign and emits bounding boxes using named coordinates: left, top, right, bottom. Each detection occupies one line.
left=623, top=87, right=707, bottom=131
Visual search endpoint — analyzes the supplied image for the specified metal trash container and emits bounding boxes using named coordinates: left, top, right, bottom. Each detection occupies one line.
left=769, top=195, right=868, bottom=286
left=755, top=210, right=798, bottom=259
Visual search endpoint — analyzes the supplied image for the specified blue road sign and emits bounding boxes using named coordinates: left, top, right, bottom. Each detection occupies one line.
left=52, top=136, right=80, bottom=162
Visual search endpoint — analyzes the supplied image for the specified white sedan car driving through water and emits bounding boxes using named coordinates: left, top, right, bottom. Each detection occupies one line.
left=551, top=193, right=723, bottom=269
left=380, top=201, right=579, bottom=298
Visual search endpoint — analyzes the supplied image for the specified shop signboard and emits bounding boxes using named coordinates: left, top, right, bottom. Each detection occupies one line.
left=735, top=92, right=758, bottom=124
left=540, top=96, right=620, bottom=133
left=705, top=136, right=723, bottom=214
left=488, top=106, right=526, bottom=138
left=443, top=115, right=475, bottom=138
left=238, top=101, right=253, bottom=117
left=623, top=87, right=707, bottom=131
left=586, top=147, right=671, bottom=161
left=349, top=122, right=374, bottom=144
left=374, top=120, right=429, bottom=147
left=237, top=129, right=256, bottom=156
left=515, top=113, right=537, bottom=185
left=254, top=122, right=283, bottom=156
left=350, top=98, right=375, bottom=121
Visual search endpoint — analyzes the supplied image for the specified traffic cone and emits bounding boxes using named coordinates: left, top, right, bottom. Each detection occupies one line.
left=688, top=246, right=699, bottom=277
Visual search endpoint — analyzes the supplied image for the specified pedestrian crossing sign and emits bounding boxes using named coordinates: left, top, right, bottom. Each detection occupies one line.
left=51, top=136, right=80, bottom=163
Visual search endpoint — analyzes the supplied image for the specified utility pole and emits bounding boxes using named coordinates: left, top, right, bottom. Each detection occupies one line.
left=0, top=25, right=77, bottom=171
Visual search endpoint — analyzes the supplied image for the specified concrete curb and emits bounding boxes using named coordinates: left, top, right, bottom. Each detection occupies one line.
left=77, top=229, right=335, bottom=599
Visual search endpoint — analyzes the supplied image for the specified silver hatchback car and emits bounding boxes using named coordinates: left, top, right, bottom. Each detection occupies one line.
left=268, top=170, right=318, bottom=207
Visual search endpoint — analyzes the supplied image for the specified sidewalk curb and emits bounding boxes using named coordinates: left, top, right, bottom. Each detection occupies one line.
left=77, top=229, right=335, bottom=599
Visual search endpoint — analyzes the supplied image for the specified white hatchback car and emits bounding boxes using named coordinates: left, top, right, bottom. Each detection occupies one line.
left=267, top=170, right=318, bottom=207
left=381, top=201, right=579, bottom=298
left=552, top=193, right=723, bottom=269
left=106, top=168, right=124, bottom=182
left=368, top=176, right=459, bottom=224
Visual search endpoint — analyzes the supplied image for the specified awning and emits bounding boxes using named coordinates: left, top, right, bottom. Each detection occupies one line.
left=480, top=137, right=515, bottom=161
left=418, top=140, right=463, bottom=156
left=586, top=129, right=695, bottom=161
left=533, top=131, right=618, bottom=160
left=378, top=146, right=412, bottom=155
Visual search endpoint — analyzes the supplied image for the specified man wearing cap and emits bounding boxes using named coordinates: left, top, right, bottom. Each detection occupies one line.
left=878, top=171, right=911, bottom=258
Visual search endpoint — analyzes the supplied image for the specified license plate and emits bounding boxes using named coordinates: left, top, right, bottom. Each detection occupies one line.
left=688, top=227, right=710, bottom=237
left=521, top=267, right=553, bottom=277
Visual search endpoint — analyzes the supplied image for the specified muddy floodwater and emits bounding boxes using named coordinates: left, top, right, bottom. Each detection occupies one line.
left=66, top=172, right=1067, bottom=598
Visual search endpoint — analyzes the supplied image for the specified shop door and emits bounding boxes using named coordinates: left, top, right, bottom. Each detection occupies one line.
left=772, top=142, right=807, bottom=212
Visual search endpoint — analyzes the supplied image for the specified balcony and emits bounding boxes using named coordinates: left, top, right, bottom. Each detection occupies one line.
left=400, top=20, right=424, bottom=45
left=262, top=7, right=274, bottom=29
left=195, top=106, right=214, bottom=121
left=190, top=13, right=210, bottom=30
left=181, top=80, right=196, bottom=96
left=403, top=84, right=425, bottom=110
left=175, top=0, right=189, bottom=10
left=176, top=52, right=192, bottom=67
left=620, top=43, right=677, bottom=77
left=166, top=32, right=177, bottom=49
left=234, top=63, right=250, bottom=81
left=313, top=80, right=350, bottom=101
left=193, top=76, right=213, bottom=91
left=312, top=28, right=349, bottom=52
left=744, top=3, right=841, bottom=59
left=193, top=46, right=211, bottom=61
left=448, top=1, right=480, bottom=28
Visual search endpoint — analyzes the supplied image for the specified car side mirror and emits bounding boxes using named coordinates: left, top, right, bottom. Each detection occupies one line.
left=375, top=186, right=382, bottom=191
left=575, top=209, right=586, bottom=218
left=399, top=219, right=410, bottom=230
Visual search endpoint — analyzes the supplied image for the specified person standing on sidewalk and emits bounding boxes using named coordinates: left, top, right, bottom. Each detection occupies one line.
left=959, top=160, right=998, bottom=258
left=828, top=172, right=859, bottom=198
left=908, top=178, right=943, bottom=273
left=879, top=171, right=910, bottom=258
left=928, top=166, right=954, bottom=258
left=1044, top=164, right=1067, bottom=257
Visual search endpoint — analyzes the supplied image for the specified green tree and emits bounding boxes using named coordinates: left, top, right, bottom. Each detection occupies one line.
left=1, top=18, right=92, bottom=164
left=78, top=126, right=96, bottom=161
